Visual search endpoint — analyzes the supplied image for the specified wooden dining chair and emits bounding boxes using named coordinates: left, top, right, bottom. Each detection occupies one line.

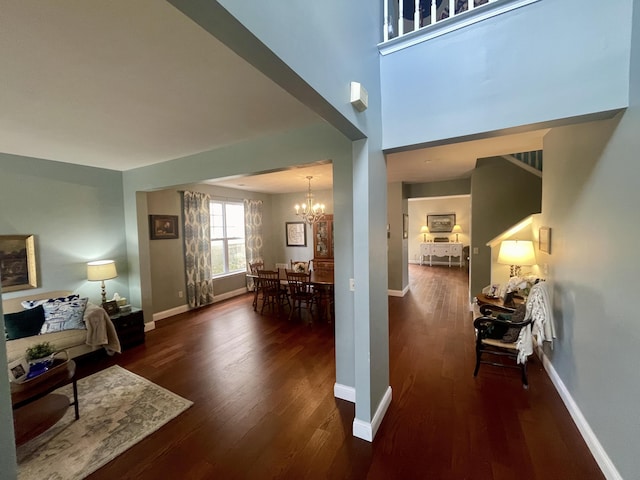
left=258, top=270, right=289, bottom=314
left=286, top=270, right=315, bottom=322
left=248, top=261, right=264, bottom=310
left=290, top=259, right=310, bottom=273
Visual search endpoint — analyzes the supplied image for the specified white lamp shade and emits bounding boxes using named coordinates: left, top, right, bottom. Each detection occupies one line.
left=87, top=260, right=117, bottom=281
left=452, top=224, right=463, bottom=234
left=497, top=240, right=536, bottom=266
left=420, top=225, right=430, bottom=234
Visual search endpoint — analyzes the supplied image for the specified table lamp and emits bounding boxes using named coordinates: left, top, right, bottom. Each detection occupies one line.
left=87, top=260, right=118, bottom=304
left=452, top=224, right=462, bottom=242
left=420, top=225, right=430, bottom=242
left=497, top=240, right=536, bottom=277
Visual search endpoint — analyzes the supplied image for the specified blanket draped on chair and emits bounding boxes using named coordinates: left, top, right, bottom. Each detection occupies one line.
left=515, top=281, right=557, bottom=363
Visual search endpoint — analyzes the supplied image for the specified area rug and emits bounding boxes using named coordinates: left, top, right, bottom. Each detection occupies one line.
left=16, top=365, right=193, bottom=480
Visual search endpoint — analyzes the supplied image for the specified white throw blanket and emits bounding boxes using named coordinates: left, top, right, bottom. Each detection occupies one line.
left=515, top=281, right=556, bottom=364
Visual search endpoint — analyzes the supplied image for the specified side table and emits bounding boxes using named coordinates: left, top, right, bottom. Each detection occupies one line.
left=11, top=357, right=78, bottom=446
left=110, top=308, right=145, bottom=350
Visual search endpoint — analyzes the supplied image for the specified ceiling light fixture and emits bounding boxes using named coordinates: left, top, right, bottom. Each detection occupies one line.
left=294, top=176, right=325, bottom=225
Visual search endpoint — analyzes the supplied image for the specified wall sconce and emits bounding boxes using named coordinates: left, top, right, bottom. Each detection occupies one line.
left=87, top=260, right=118, bottom=304
left=420, top=225, right=430, bottom=242
left=497, top=240, right=536, bottom=277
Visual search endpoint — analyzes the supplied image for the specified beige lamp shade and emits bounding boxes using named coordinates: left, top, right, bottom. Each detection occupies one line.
left=420, top=225, right=430, bottom=242
left=498, top=240, right=536, bottom=276
left=87, top=260, right=117, bottom=281
left=452, top=224, right=462, bottom=242
left=87, top=260, right=117, bottom=304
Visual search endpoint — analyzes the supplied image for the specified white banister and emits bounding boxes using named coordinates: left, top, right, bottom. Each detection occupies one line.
left=384, top=0, right=389, bottom=41
left=469, top=0, right=475, bottom=11
left=414, top=0, right=420, bottom=31
left=398, top=0, right=404, bottom=36
left=431, top=0, right=437, bottom=24
left=449, top=0, right=455, bottom=18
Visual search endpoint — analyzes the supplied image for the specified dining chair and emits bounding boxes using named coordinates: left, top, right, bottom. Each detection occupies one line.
left=289, top=259, right=310, bottom=273
left=258, top=270, right=289, bottom=314
left=286, top=270, right=315, bottom=322
left=248, top=261, right=265, bottom=310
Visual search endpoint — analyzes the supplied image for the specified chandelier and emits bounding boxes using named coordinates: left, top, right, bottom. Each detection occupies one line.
left=294, top=176, right=325, bottom=225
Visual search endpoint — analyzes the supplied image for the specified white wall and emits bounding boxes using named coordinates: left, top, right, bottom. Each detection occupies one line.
left=407, top=196, right=471, bottom=263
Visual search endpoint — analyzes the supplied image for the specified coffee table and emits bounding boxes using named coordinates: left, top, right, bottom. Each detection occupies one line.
left=11, top=357, right=79, bottom=446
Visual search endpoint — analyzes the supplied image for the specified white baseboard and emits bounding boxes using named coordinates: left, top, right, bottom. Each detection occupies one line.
left=539, top=349, right=621, bottom=480
left=388, top=285, right=410, bottom=297
left=151, top=287, right=248, bottom=324
left=334, top=383, right=356, bottom=403
left=144, top=321, right=156, bottom=332
left=352, top=386, right=392, bottom=442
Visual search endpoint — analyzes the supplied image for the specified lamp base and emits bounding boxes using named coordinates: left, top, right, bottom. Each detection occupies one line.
left=101, top=281, right=107, bottom=304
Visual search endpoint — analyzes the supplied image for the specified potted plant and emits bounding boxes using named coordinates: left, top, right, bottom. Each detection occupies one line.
left=25, top=342, right=57, bottom=379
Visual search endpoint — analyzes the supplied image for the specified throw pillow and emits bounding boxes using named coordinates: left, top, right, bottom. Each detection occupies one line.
left=40, top=297, right=88, bottom=333
left=4, top=305, right=46, bottom=340
left=21, top=294, right=80, bottom=310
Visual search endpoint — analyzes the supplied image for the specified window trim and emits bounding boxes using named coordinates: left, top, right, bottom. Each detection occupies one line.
left=210, top=200, right=246, bottom=278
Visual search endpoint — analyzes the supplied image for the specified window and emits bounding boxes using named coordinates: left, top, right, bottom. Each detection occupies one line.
left=210, top=201, right=246, bottom=276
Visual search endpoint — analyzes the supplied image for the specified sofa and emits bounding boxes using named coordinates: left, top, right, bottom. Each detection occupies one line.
left=3, top=290, right=121, bottom=363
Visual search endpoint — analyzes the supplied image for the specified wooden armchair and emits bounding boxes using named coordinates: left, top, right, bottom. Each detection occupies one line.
left=473, top=302, right=533, bottom=387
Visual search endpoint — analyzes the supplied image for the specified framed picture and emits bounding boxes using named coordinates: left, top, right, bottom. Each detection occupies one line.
left=427, top=214, right=456, bottom=233
left=286, top=222, right=307, bottom=247
left=403, top=214, right=409, bottom=239
left=149, top=215, right=179, bottom=240
left=539, top=227, right=551, bottom=254
left=0, top=234, right=38, bottom=293
left=102, top=300, right=120, bottom=316
left=8, top=357, right=30, bottom=383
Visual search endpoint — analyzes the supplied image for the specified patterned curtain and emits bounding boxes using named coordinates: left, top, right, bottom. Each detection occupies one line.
left=182, top=191, right=214, bottom=308
left=244, top=199, right=264, bottom=290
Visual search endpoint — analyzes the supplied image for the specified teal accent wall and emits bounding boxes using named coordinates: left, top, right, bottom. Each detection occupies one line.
left=0, top=153, right=128, bottom=304
left=381, top=0, right=632, bottom=149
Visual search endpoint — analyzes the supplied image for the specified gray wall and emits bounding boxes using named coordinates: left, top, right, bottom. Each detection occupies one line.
left=541, top=110, right=640, bottom=478
left=380, top=0, right=632, bottom=149
left=470, top=157, right=542, bottom=300
left=0, top=153, right=128, bottom=304
left=406, top=179, right=471, bottom=199
left=387, top=182, right=407, bottom=292
left=0, top=299, right=16, bottom=478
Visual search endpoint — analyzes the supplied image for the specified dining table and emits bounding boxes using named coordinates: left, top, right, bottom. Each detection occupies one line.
left=246, top=269, right=335, bottom=321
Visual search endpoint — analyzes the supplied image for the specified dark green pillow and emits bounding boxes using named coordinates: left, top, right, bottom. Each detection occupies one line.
left=4, top=305, right=46, bottom=340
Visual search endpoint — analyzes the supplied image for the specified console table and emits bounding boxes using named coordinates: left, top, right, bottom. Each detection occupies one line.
left=420, top=242, right=463, bottom=267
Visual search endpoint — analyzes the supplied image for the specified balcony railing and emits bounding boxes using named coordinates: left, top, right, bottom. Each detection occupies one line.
left=381, top=0, right=540, bottom=51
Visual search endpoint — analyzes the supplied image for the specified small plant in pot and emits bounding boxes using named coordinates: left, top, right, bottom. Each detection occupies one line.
left=25, top=342, right=57, bottom=379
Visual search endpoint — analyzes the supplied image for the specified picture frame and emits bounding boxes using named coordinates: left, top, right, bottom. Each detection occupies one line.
left=427, top=214, right=456, bottom=233
left=0, top=234, right=38, bottom=293
left=539, top=227, right=551, bottom=254
left=8, top=357, right=30, bottom=383
left=102, top=300, right=120, bottom=316
left=149, top=215, right=179, bottom=240
left=403, top=214, right=409, bottom=239
left=286, top=222, right=307, bottom=247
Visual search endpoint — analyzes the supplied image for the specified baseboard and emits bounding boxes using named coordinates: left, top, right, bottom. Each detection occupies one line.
left=352, top=386, right=392, bottom=442
left=538, top=348, right=621, bottom=480
left=388, top=285, right=410, bottom=297
left=144, top=321, right=156, bottom=332
left=152, top=304, right=190, bottom=322
left=334, top=383, right=356, bottom=403
left=151, top=288, right=247, bottom=324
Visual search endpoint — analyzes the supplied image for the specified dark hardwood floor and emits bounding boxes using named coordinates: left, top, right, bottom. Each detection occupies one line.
left=76, top=264, right=603, bottom=479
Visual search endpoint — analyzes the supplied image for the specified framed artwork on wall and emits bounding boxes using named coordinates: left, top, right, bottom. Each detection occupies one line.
left=0, top=234, right=38, bottom=292
left=427, top=214, right=456, bottom=233
left=539, top=227, right=551, bottom=254
left=149, top=215, right=179, bottom=240
left=286, top=222, right=307, bottom=247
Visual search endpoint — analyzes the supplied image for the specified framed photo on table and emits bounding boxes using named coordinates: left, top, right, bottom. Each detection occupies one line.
left=286, top=222, right=307, bottom=247
left=8, top=357, right=30, bottom=382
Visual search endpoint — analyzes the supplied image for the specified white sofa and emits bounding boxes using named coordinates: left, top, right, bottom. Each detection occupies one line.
left=3, top=290, right=121, bottom=363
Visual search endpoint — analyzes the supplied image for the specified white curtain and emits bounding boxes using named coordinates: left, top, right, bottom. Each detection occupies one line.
left=244, top=199, right=264, bottom=290
left=182, top=191, right=214, bottom=308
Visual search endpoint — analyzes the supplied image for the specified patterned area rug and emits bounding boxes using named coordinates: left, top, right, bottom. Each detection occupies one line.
left=16, top=365, right=193, bottom=480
